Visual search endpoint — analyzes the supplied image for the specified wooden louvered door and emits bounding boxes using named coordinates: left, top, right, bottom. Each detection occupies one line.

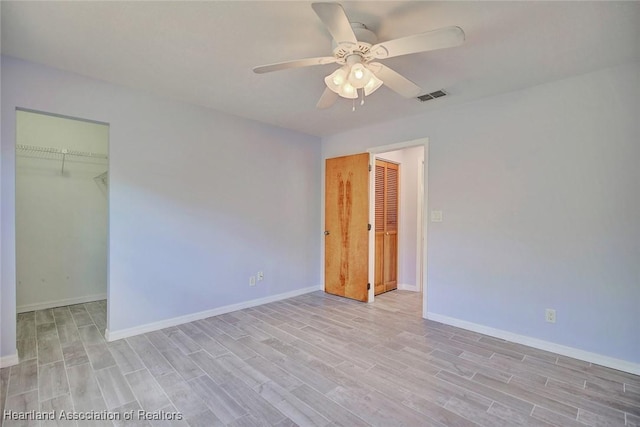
left=374, top=159, right=399, bottom=295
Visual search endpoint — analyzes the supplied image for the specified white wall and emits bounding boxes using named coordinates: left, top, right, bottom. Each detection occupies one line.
left=16, top=111, right=108, bottom=311
left=376, top=146, right=424, bottom=290
left=1, top=56, right=321, bottom=358
left=323, top=61, right=640, bottom=365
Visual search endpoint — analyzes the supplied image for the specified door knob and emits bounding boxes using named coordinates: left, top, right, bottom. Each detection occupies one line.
left=324, top=231, right=330, bottom=236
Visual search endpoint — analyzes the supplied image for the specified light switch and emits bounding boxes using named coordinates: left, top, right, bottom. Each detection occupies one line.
left=431, top=210, right=443, bottom=222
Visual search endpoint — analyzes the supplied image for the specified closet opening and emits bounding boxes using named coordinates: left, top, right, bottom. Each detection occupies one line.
left=15, top=109, right=109, bottom=346
left=368, top=143, right=426, bottom=311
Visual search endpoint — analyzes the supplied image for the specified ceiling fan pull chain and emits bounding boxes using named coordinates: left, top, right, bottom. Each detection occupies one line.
left=360, top=88, right=365, bottom=106
left=352, top=98, right=356, bottom=112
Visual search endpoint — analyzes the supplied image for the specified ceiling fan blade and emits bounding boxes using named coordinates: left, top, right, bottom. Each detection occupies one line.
left=253, top=57, right=337, bottom=74
left=316, top=87, right=339, bottom=109
left=311, top=2, right=357, bottom=46
left=371, top=26, right=465, bottom=59
left=369, top=62, right=421, bottom=98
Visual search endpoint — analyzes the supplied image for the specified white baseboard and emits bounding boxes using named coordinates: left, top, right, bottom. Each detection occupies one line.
left=17, top=293, right=107, bottom=313
left=0, top=352, right=19, bottom=368
left=106, top=285, right=322, bottom=342
left=397, top=283, right=419, bottom=292
left=426, top=312, right=640, bottom=376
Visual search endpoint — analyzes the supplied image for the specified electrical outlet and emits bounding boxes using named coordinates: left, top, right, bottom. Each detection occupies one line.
left=545, top=309, right=556, bottom=323
left=257, top=271, right=264, bottom=281
left=249, top=276, right=256, bottom=286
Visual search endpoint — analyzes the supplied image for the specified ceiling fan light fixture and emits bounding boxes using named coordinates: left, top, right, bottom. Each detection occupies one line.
left=347, top=63, right=371, bottom=89
left=325, top=66, right=349, bottom=94
left=339, top=82, right=358, bottom=99
left=363, top=73, right=383, bottom=96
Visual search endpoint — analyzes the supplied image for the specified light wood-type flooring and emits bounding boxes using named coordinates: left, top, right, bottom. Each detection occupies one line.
left=1, top=291, right=639, bottom=426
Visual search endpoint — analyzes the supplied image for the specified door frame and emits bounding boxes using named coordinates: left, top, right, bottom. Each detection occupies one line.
left=366, top=138, right=428, bottom=315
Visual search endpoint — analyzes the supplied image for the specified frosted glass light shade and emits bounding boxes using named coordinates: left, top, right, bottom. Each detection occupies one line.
left=325, top=66, right=349, bottom=94
left=325, top=64, right=383, bottom=100
left=348, top=64, right=370, bottom=89
left=363, top=73, right=383, bottom=96
left=339, top=82, right=358, bottom=99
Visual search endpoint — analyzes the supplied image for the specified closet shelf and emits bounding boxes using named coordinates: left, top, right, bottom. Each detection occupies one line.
left=16, top=144, right=108, bottom=159
left=16, top=144, right=108, bottom=174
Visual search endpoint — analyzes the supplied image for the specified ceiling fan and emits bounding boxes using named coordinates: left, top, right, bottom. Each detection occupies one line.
left=253, top=2, right=465, bottom=109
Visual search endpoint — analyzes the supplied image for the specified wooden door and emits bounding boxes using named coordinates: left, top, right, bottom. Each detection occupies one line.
left=374, top=159, right=399, bottom=295
left=325, top=153, right=370, bottom=302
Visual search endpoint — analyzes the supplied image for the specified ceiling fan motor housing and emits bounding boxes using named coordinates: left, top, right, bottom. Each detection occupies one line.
left=332, top=23, right=378, bottom=64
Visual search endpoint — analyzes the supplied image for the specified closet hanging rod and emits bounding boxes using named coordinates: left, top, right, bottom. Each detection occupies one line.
left=16, top=144, right=108, bottom=159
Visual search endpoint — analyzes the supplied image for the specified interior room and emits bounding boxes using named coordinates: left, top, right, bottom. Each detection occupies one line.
left=1, top=2, right=638, bottom=426
left=15, top=110, right=108, bottom=315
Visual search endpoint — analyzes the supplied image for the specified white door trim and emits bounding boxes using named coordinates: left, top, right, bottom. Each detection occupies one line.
left=366, top=138, right=428, bottom=313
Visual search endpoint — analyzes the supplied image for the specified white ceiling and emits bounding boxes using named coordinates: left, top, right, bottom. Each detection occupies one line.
left=2, top=1, right=639, bottom=137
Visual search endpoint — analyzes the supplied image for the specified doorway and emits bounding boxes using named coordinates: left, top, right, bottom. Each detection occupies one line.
left=15, top=110, right=109, bottom=323
left=324, top=138, right=428, bottom=314
left=371, top=145, right=425, bottom=300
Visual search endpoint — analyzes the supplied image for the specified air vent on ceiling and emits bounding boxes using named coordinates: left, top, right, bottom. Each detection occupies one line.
left=417, top=90, right=447, bottom=102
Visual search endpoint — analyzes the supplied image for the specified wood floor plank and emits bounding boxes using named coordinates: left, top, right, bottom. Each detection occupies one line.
left=510, top=374, right=627, bottom=422
left=531, top=406, right=584, bottom=427
left=255, top=381, right=330, bottom=427
left=444, top=397, right=520, bottom=427
left=486, top=401, right=555, bottom=427
left=36, top=323, right=58, bottom=340
left=472, top=371, right=580, bottom=418
left=243, top=356, right=303, bottom=391
left=8, top=292, right=640, bottom=427
left=187, top=375, right=247, bottom=423
left=184, top=408, right=224, bottom=427
left=327, top=385, right=429, bottom=427
left=162, top=328, right=201, bottom=355
left=78, top=325, right=105, bottom=345
left=290, top=383, right=369, bottom=427
left=147, top=404, right=190, bottom=427
left=545, top=377, right=640, bottom=417
left=7, top=359, right=38, bottom=397
left=70, top=311, right=94, bottom=328
left=111, top=401, right=152, bottom=427
left=436, top=370, right=535, bottom=414
left=60, top=340, right=89, bottom=368
left=0, top=367, right=10, bottom=424
left=369, top=362, right=492, bottom=409
left=3, top=390, right=39, bottom=427
left=216, top=376, right=287, bottom=426
left=194, top=321, right=257, bottom=360
left=16, top=313, right=36, bottom=342
left=154, top=372, right=209, bottom=419
left=40, top=393, right=76, bottom=427
left=124, top=369, right=172, bottom=412
left=16, top=338, right=37, bottom=361
left=35, top=309, right=55, bottom=325
left=126, top=335, right=174, bottom=378
left=176, top=323, right=229, bottom=357
left=84, top=342, right=117, bottom=371
left=38, top=361, right=69, bottom=401
left=37, top=335, right=63, bottom=366
left=402, top=393, right=480, bottom=427
left=108, top=340, right=145, bottom=374
left=94, top=365, right=137, bottom=410
left=239, top=336, right=339, bottom=394
left=215, top=354, right=270, bottom=389
left=66, top=363, right=109, bottom=419
left=56, top=323, right=80, bottom=344
left=160, top=348, right=204, bottom=381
